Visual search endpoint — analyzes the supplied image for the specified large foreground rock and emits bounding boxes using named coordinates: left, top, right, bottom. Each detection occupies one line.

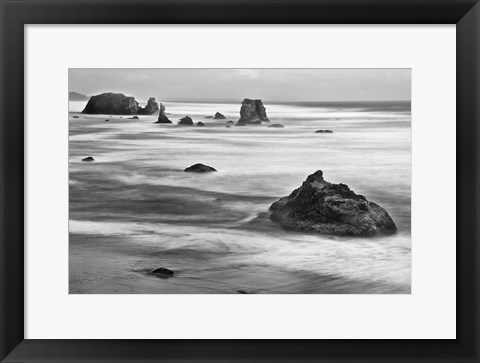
left=82, top=92, right=139, bottom=115
left=155, top=103, right=172, bottom=124
left=270, top=170, right=397, bottom=236
left=237, top=99, right=270, bottom=125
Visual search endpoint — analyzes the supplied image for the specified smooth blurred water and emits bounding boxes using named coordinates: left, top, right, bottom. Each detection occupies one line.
left=69, top=100, right=411, bottom=294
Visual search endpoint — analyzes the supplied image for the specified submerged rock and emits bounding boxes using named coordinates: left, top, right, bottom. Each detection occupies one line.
left=270, top=170, right=397, bottom=236
left=268, top=123, right=284, bottom=128
left=178, top=116, right=194, bottom=126
left=184, top=163, right=217, bottom=172
left=197, top=121, right=206, bottom=127
left=128, top=115, right=139, bottom=120
left=204, top=115, right=213, bottom=119
left=72, top=115, right=79, bottom=119
left=315, top=130, right=333, bottom=133
left=226, top=120, right=234, bottom=124
left=82, top=92, right=139, bottom=115
left=214, top=112, right=226, bottom=119
left=138, top=97, right=159, bottom=115
left=151, top=267, right=174, bottom=277
left=105, top=119, right=109, bottom=122
left=226, top=125, right=231, bottom=128
left=238, top=98, right=270, bottom=124
left=81, top=156, right=94, bottom=162
left=155, top=103, right=172, bottom=124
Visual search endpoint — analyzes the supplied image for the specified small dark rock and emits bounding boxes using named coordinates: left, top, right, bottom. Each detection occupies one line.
left=128, top=115, right=139, bottom=119
left=204, top=115, right=213, bottom=119
left=197, top=122, right=206, bottom=127
left=105, top=119, right=109, bottom=122
left=226, top=125, right=231, bottom=128
left=315, top=130, right=333, bottom=133
left=227, top=120, right=234, bottom=124
left=214, top=112, right=226, bottom=119
left=72, top=115, right=79, bottom=119
left=268, top=123, right=284, bottom=128
left=237, top=290, right=248, bottom=294
left=178, top=116, right=194, bottom=126
left=152, top=267, right=174, bottom=276
left=81, top=156, right=94, bottom=162
left=184, top=163, right=217, bottom=172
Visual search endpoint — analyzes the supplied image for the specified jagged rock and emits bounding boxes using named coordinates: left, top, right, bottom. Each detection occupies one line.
left=81, top=156, right=94, bottom=162
left=214, top=112, right=226, bottom=119
left=268, top=123, right=284, bottom=128
left=184, top=163, right=217, bottom=172
left=155, top=103, right=172, bottom=124
left=138, top=97, right=160, bottom=115
left=197, top=122, right=206, bottom=127
left=315, top=130, right=333, bottom=133
left=238, top=98, right=270, bottom=124
left=82, top=92, right=139, bottom=115
left=178, top=116, right=194, bottom=126
left=270, top=170, right=397, bottom=236
left=128, top=116, right=139, bottom=119
left=151, top=267, right=174, bottom=277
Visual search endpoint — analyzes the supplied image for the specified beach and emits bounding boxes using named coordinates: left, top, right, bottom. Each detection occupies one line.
left=69, top=100, right=411, bottom=294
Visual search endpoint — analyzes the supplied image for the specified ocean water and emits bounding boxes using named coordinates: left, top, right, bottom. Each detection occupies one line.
left=69, top=100, right=411, bottom=294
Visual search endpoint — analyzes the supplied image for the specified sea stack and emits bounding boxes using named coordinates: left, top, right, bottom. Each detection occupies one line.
left=82, top=92, right=139, bottom=115
left=270, top=170, right=397, bottom=236
left=138, top=97, right=160, bottom=115
left=178, top=116, right=194, bottom=126
left=237, top=99, right=270, bottom=125
left=155, top=103, right=172, bottom=124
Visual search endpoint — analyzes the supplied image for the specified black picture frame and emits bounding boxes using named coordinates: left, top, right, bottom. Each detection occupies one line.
left=1, top=0, right=479, bottom=362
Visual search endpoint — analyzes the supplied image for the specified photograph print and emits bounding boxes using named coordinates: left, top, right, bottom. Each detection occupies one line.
left=69, top=68, right=411, bottom=294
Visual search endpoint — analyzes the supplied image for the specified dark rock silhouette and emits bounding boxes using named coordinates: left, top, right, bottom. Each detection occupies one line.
left=138, top=97, right=159, bottom=115
left=226, top=120, right=234, bottom=124
left=270, top=170, right=397, bottom=236
left=268, top=123, right=284, bottom=128
left=237, top=98, right=270, bottom=124
left=197, top=122, right=206, bottom=127
left=151, top=268, right=174, bottom=277
left=315, top=130, right=334, bottom=133
left=237, top=290, right=249, bottom=294
left=184, top=163, right=217, bottom=172
left=155, top=103, right=172, bottom=124
left=82, top=92, right=139, bottom=115
left=128, top=116, right=139, bottom=119
left=105, top=119, right=109, bottom=122
left=178, top=116, right=194, bottom=126
left=72, top=115, right=79, bottom=119
left=81, top=156, right=94, bottom=162
left=214, top=112, right=226, bottom=119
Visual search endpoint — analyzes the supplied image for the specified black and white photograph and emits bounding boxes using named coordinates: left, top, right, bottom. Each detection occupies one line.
left=69, top=68, right=411, bottom=294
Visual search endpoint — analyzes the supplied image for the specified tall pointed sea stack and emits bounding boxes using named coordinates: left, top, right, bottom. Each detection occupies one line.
left=138, top=97, right=160, bottom=115
left=237, top=99, right=270, bottom=125
left=155, top=103, right=172, bottom=124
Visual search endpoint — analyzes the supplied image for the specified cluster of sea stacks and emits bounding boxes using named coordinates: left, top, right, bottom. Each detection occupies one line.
left=80, top=93, right=276, bottom=127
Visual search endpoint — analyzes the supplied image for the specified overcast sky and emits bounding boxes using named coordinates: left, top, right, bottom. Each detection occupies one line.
left=69, top=68, right=411, bottom=102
